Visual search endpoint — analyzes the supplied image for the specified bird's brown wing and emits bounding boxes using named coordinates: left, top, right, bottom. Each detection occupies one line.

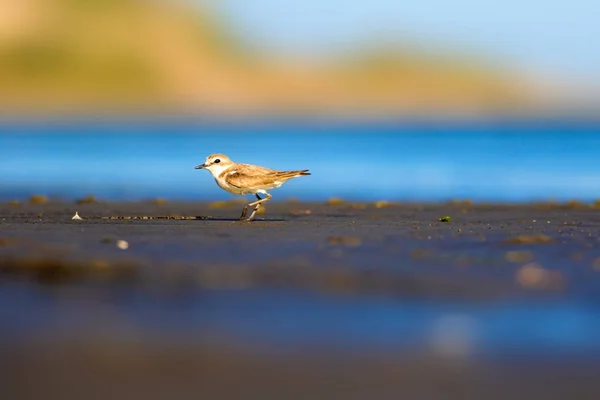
left=223, top=164, right=309, bottom=189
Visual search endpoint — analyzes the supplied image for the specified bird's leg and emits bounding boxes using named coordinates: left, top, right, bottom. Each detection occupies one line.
left=239, top=205, right=248, bottom=220
left=246, top=193, right=272, bottom=221
left=239, top=194, right=262, bottom=220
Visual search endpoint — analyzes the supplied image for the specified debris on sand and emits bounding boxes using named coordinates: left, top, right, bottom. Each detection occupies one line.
left=102, top=215, right=206, bottom=220
left=503, top=235, right=554, bottom=245
left=75, top=195, right=98, bottom=205
left=439, top=216, right=452, bottom=222
left=209, top=201, right=230, bottom=209
left=290, top=209, right=312, bottom=216
left=0, top=255, right=138, bottom=284
left=326, top=198, right=346, bottom=206
left=505, top=250, right=533, bottom=263
left=327, top=236, right=361, bottom=247
left=29, top=195, right=48, bottom=204
left=562, top=200, right=587, bottom=209
left=374, top=200, right=395, bottom=208
left=72, top=211, right=83, bottom=220
left=536, top=200, right=590, bottom=210
left=256, top=206, right=267, bottom=215
left=116, top=240, right=129, bottom=250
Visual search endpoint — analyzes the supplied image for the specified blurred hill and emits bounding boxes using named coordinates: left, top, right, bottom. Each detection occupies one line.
left=0, top=0, right=567, bottom=118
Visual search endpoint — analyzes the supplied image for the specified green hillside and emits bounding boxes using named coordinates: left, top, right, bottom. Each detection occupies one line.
left=0, top=0, right=545, bottom=116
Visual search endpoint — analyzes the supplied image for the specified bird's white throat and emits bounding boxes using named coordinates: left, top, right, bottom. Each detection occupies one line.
left=204, top=163, right=231, bottom=178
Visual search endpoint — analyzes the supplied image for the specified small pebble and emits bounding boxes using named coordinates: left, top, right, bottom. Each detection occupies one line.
left=116, top=240, right=129, bottom=250
left=291, top=209, right=312, bottom=215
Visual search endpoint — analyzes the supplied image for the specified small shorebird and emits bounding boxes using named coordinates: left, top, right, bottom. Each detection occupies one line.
left=195, top=154, right=310, bottom=221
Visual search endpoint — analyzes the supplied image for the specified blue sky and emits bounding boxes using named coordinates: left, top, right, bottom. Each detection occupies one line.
left=205, top=0, right=599, bottom=80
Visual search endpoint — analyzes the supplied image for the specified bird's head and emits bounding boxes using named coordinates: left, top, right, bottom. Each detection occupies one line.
left=195, top=153, right=233, bottom=175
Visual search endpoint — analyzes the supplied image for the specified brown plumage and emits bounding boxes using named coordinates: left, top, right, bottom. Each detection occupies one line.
left=195, top=153, right=311, bottom=221
left=223, top=167, right=311, bottom=190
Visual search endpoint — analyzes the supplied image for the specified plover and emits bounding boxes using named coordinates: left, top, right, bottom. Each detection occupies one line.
left=195, top=154, right=310, bottom=221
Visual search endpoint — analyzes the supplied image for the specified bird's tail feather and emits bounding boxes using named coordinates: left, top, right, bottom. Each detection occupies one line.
left=276, top=170, right=311, bottom=179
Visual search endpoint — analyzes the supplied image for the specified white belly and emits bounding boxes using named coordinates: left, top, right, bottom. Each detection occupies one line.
left=214, top=177, right=282, bottom=195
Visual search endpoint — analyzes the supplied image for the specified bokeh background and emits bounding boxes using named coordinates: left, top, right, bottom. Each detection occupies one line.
left=3, top=3, right=600, bottom=398
left=1, top=0, right=599, bottom=115
left=1, top=0, right=599, bottom=203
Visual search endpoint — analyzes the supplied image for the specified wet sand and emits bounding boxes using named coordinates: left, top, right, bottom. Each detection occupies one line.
left=2, top=200, right=600, bottom=398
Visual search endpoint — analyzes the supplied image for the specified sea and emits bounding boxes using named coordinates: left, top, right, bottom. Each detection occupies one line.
left=1, top=118, right=599, bottom=202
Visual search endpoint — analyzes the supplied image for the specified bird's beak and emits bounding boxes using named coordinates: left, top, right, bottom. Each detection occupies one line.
left=195, top=164, right=206, bottom=169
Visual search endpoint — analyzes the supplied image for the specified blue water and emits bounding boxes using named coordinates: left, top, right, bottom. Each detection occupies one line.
left=1, top=119, right=599, bottom=202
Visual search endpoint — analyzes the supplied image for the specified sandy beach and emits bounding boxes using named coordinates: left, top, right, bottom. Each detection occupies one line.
left=2, top=200, right=600, bottom=398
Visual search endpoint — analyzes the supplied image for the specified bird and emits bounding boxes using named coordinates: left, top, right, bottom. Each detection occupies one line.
left=195, top=153, right=310, bottom=221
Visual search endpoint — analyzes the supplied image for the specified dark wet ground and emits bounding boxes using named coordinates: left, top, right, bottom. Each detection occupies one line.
left=2, top=200, right=600, bottom=399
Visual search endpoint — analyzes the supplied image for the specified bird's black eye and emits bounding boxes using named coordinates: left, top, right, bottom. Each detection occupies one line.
left=214, top=159, right=221, bottom=164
